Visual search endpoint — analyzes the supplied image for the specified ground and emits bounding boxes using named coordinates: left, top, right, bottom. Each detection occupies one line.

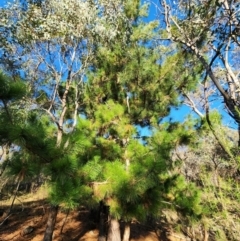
left=0, top=201, right=167, bottom=241
left=0, top=200, right=169, bottom=241
left=0, top=187, right=187, bottom=241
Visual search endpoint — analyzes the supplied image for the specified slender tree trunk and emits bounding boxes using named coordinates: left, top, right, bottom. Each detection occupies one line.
left=43, top=205, right=59, bottom=241
left=203, top=226, right=209, bottom=241
left=122, top=222, right=131, bottom=241
left=0, top=144, right=10, bottom=177
left=99, top=212, right=107, bottom=241
left=98, top=201, right=109, bottom=241
left=107, top=217, right=121, bottom=241
left=60, top=209, right=70, bottom=234
left=9, top=177, right=21, bottom=213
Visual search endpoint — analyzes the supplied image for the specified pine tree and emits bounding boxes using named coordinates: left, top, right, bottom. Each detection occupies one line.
left=82, top=1, right=203, bottom=240
left=0, top=71, right=33, bottom=214
left=0, top=71, right=96, bottom=239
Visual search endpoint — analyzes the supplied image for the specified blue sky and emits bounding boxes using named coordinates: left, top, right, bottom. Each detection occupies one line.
left=0, top=0, right=7, bottom=7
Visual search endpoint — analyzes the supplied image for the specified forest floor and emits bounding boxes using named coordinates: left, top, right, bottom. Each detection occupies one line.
left=0, top=188, right=177, bottom=241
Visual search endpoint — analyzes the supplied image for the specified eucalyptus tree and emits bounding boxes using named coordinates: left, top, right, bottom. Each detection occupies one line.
left=0, top=0, right=130, bottom=145
left=159, top=0, right=240, bottom=146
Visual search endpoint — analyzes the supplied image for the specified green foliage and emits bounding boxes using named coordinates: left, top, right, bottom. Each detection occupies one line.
left=0, top=72, right=26, bottom=100
left=151, top=121, right=195, bottom=160
left=6, top=151, right=41, bottom=180
left=81, top=156, right=103, bottom=182
left=199, top=110, right=222, bottom=130
left=49, top=179, right=92, bottom=209
left=167, top=175, right=202, bottom=215
left=94, top=100, right=124, bottom=125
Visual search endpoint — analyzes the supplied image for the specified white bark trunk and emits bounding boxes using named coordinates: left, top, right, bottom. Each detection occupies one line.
left=122, top=222, right=131, bottom=241
left=107, top=218, right=121, bottom=241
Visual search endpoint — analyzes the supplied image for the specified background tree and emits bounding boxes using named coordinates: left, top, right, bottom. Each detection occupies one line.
left=172, top=120, right=240, bottom=240
left=159, top=0, right=240, bottom=145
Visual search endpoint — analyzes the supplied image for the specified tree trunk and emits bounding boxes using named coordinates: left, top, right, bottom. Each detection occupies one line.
left=0, top=144, right=10, bottom=177
left=99, top=212, right=107, bottom=241
left=9, top=177, right=21, bottom=213
left=98, top=201, right=109, bottom=241
left=43, top=205, right=59, bottom=241
left=203, top=227, right=209, bottom=241
left=107, top=217, right=121, bottom=241
left=122, top=222, right=131, bottom=241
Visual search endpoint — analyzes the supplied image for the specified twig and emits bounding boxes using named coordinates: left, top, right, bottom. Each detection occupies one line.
left=0, top=213, right=12, bottom=226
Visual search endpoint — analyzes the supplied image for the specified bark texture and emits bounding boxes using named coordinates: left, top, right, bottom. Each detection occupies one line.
left=107, top=218, right=121, bottom=241
left=122, top=222, right=131, bottom=241
left=43, top=205, right=59, bottom=241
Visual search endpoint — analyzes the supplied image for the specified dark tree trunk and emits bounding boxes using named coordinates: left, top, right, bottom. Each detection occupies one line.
left=122, top=222, right=131, bottom=241
left=107, top=217, right=121, bottom=241
left=9, top=178, right=21, bottom=213
left=98, top=201, right=109, bottom=241
left=99, top=212, right=107, bottom=241
left=43, top=205, right=59, bottom=241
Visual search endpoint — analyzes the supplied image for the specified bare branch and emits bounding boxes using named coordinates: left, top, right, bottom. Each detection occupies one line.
left=183, top=93, right=204, bottom=118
